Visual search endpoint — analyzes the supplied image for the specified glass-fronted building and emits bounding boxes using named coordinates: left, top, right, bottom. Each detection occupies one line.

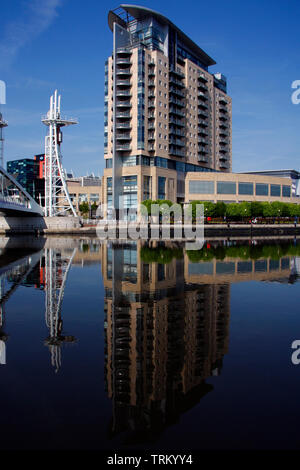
left=103, top=5, right=232, bottom=218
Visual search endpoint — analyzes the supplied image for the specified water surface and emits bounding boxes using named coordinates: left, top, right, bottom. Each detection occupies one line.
left=0, top=236, right=299, bottom=450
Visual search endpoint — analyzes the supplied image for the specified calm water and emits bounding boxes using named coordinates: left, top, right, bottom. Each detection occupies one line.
left=0, top=235, right=299, bottom=450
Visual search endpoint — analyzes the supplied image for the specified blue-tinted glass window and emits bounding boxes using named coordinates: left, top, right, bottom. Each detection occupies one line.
left=217, top=181, right=236, bottom=194
left=238, top=182, right=253, bottom=195
left=270, top=184, right=280, bottom=197
left=158, top=176, right=166, bottom=199
left=282, top=185, right=291, bottom=197
left=189, top=180, right=214, bottom=194
left=256, top=183, right=268, bottom=196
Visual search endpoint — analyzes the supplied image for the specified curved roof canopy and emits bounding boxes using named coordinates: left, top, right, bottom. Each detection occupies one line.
left=108, top=4, right=216, bottom=67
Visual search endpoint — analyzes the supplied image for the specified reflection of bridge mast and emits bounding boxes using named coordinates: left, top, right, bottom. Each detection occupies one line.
left=44, top=248, right=76, bottom=372
left=42, top=90, right=77, bottom=217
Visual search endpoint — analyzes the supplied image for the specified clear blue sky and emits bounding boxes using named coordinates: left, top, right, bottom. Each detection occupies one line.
left=1, top=0, right=300, bottom=176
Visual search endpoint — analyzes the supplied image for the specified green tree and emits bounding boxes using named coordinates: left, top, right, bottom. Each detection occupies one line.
left=239, top=201, right=251, bottom=218
left=226, top=203, right=240, bottom=219
left=79, top=201, right=89, bottom=215
left=214, top=201, right=226, bottom=217
left=251, top=201, right=264, bottom=217
left=261, top=202, right=273, bottom=217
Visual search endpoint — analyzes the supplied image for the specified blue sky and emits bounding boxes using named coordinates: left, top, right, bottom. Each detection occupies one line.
left=0, top=0, right=299, bottom=176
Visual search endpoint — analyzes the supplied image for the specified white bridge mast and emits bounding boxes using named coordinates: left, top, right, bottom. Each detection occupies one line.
left=0, top=113, right=8, bottom=169
left=42, top=90, right=77, bottom=217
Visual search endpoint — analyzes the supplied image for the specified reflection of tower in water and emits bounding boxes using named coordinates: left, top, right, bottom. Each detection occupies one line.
left=103, top=242, right=230, bottom=443
left=44, top=248, right=76, bottom=373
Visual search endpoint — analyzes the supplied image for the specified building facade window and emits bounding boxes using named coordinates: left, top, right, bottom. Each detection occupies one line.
left=189, top=180, right=214, bottom=194
left=217, top=181, right=236, bottom=194
left=270, top=184, right=280, bottom=197
left=256, top=183, right=268, bottom=196
left=143, top=175, right=152, bottom=200
left=238, top=182, right=253, bottom=195
left=282, top=185, right=291, bottom=197
left=158, top=176, right=166, bottom=199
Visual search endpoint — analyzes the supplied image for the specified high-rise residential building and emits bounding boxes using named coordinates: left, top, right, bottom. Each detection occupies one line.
left=103, top=5, right=232, bottom=218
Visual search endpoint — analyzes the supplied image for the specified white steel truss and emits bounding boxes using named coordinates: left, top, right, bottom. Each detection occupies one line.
left=42, top=90, right=77, bottom=217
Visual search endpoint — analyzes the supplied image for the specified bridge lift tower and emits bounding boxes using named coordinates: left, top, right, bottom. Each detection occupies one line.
left=0, top=112, right=8, bottom=169
left=42, top=90, right=77, bottom=217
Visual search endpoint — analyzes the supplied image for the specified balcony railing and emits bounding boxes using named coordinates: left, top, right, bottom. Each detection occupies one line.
left=169, top=107, right=185, bottom=117
left=169, top=87, right=185, bottom=98
left=116, top=68, right=131, bottom=75
left=198, top=119, right=208, bottom=127
left=116, top=144, right=131, bottom=151
left=169, top=117, right=184, bottom=126
left=169, top=137, right=184, bottom=146
left=116, top=90, right=131, bottom=97
left=116, top=133, right=131, bottom=141
left=169, top=96, right=184, bottom=107
left=116, top=111, right=131, bottom=118
left=170, top=147, right=185, bottom=157
left=198, top=91, right=208, bottom=100
left=116, top=101, right=131, bottom=107
left=116, top=122, right=131, bottom=129
left=116, top=79, right=131, bottom=86
left=116, top=58, right=132, bottom=65
left=198, top=73, right=208, bottom=83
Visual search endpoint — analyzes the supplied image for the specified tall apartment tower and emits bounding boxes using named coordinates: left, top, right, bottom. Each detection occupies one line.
left=103, top=5, right=232, bottom=217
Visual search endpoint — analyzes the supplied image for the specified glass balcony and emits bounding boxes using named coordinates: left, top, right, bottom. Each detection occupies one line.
left=148, top=133, right=155, bottom=141
left=198, top=147, right=208, bottom=154
left=169, top=76, right=185, bottom=88
left=116, top=122, right=131, bottom=129
left=170, top=147, right=185, bottom=157
left=198, top=73, right=208, bottom=83
left=219, top=96, right=227, bottom=105
left=148, top=80, right=155, bottom=87
left=169, top=138, right=184, bottom=147
left=169, top=107, right=185, bottom=117
left=198, top=109, right=209, bottom=118
left=198, top=101, right=208, bottom=110
left=116, top=68, right=131, bottom=76
left=169, top=96, right=184, bottom=107
left=169, top=87, right=185, bottom=98
left=116, top=133, right=131, bottom=141
left=169, top=128, right=185, bottom=137
left=198, top=155, right=209, bottom=163
left=219, top=105, right=227, bottom=113
left=198, top=119, right=208, bottom=127
left=198, top=82, right=208, bottom=91
left=116, top=101, right=131, bottom=107
left=148, top=100, right=155, bottom=108
left=116, top=79, right=131, bottom=86
left=116, top=144, right=131, bottom=151
left=116, top=111, right=131, bottom=118
left=219, top=122, right=228, bottom=129
left=116, top=58, right=132, bottom=65
left=169, top=117, right=184, bottom=126
left=198, top=137, right=208, bottom=145
left=198, top=128, right=208, bottom=136
left=116, top=90, right=131, bottom=97
left=198, top=91, right=208, bottom=100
